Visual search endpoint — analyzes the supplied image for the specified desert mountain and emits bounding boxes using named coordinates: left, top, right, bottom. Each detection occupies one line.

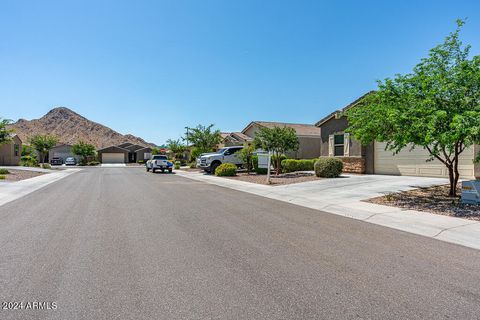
left=8, top=107, right=156, bottom=149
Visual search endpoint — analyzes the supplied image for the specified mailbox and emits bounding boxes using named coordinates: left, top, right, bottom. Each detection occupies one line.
left=461, top=180, right=480, bottom=205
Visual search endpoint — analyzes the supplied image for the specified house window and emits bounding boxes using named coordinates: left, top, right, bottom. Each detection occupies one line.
left=334, top=134, right=344, bottom=156
left=14, top=144, right=19, bottom=157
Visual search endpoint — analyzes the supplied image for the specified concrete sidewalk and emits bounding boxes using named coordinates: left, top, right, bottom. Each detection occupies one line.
left=0, top=168, right=81, bottom=207
left=175, top=170, right=480, bottom=250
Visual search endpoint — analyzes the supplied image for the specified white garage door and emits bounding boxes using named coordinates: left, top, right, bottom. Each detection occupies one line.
left=102, top=153, right=125, bottom=164
left=374, top=142, right=475, bottom=178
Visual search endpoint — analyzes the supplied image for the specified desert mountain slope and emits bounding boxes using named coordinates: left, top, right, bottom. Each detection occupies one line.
left=8, top=107, right=156, bottom=149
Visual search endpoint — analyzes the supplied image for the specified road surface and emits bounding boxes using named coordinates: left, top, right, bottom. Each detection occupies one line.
left=1, top=168, right=479, bottom=319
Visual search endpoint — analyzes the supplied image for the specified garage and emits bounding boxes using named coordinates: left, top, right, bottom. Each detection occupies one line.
left=97, top=146, right=128, bottom=164
left=101, top=153, right=125, bottom=164
left=374, top=141, right=475, bottom=179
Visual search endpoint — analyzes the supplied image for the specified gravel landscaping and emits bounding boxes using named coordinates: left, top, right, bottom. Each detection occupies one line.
left=224, top=171, right=321, bottom=186
left=0, top=169, right=46, bottom=182
left=367, top=184, right=480, bottom=221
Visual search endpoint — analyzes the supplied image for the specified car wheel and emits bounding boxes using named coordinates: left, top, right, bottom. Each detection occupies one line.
left=161, top=169, right=165, bottom=173
left=152, top=168, right=156, bottom=173
left=146, top=167, right=150, bottom=172
left=168, top=169, right=172, bottom=173
left=210, top=162, right=220, bottom=174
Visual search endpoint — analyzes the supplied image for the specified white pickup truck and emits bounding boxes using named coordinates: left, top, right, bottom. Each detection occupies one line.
left=198, top=146, right=244, bottom=173
left=146, top=155, right=173, bottom=173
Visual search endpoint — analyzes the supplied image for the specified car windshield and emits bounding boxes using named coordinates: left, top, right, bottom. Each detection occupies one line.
left=217, top=148, right=228, bottom=154
left=152, top=155, right=167, bottom=160
left=66, top=157, right=74, bottom=161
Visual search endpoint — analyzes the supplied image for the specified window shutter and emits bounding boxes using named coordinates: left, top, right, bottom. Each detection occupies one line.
left=344, top=133, right=350, bottom=157
left=328, top=135, right=334, bottom=157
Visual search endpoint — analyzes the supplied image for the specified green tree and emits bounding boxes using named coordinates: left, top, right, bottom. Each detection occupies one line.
left=239, top=143, right=255, bottom=173
left=152, top=147, right=160, bottom=155
left=347, top=20, right=480, bottom=197
left=0, top=118, right=14, bottom=145
left=184, top=124, right=222, bottom=154
left=29, top=134, right=59, bottom=165
left=71, top=141, right=96, bottom=165
left=166, top=139, right=186, bottom=160
left=253, top=126, right=299, bottom=174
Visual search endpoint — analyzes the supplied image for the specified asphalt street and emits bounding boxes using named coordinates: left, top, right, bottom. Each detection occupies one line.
left=0, top=168, right=479, bottom=319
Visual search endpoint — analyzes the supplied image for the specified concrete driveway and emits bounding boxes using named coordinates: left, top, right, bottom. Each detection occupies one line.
left=175, top=171, right=480, bottom=250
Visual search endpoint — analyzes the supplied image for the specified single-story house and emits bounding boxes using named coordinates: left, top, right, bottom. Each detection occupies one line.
left=118, top=143, right=152, bottom=163
left=242, top=121, right=321, bottom=159
left=97, top=145, right=129, bottom=164
left=315, top=92, right=480, bottom=178
left=0, top=134, right=22, bottom=166
left=48, top=144, right=81, bottom=163
left=216, top=132, right=254, bottom=149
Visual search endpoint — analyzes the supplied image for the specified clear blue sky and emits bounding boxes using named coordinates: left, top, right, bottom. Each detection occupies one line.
left=1, top=0, right=479, bottom=145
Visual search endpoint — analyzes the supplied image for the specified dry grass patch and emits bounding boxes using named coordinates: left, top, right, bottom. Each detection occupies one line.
left=367, top=184, right=480, bottom=221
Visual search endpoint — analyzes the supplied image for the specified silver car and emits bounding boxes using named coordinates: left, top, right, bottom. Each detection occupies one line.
left=65, top=157, right=77, bottom=166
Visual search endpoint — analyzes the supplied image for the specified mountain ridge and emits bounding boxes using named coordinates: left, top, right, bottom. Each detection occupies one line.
left=8, top=107, right=157, bottom=149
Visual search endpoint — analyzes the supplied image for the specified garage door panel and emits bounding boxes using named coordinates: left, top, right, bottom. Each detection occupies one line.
left=102, top=153, right=125, bottom=163
left=374, top=142, right=474, bottom=178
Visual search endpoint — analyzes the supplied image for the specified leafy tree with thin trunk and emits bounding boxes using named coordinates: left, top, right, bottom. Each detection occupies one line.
left=166, top=139, right=186, bottom=160
left=184, top=124, right=222, bottom=154
left=239, top=143, right=255, bottom=173
left=0, top=118, right=14, bottom=145
left=347, top=20, right=480, bottom=197
left=29, top=134, right=59, bottom=165
left=253, top=126, right=299, bottom=174
left=71, top=141, right=96, bottom=165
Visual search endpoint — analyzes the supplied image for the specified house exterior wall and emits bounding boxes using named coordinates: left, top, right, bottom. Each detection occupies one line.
left=0, top=136, right=22, bottom=166
left=135, top=148, right=153, bottom=162
left=319, top=116, right=363, bottom=158
left=474, top=144, right=480, bottom=179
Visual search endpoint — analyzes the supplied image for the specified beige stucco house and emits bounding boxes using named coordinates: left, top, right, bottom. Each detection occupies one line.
left=0, top=135, right=22, bottom=166
left=315, top=92, right=480, bottom=178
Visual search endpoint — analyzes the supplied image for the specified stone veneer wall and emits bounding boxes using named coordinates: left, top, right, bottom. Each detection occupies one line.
left=338, top=157, right=365, bottom=174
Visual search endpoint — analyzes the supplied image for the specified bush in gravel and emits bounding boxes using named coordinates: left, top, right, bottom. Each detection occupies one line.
left=87, top=161, right=100, bottom=166
left=41, top=163, right=51, bottom=169
left=0, top=168, right=10, bottom=174
left=20, top=155, right=38, bottom=167
left=314, top=157, right=343, bottom=178
left=282, top=159, right=317, bottom=173
left=215, top=163, right=237, bottom=176
left=252, top=155, right=267, bottom=175
left=0, top=175, right=5, bottom=180
left=137, top=160, right=145, bottom=164
left=189, top=162, right=196, bottom=169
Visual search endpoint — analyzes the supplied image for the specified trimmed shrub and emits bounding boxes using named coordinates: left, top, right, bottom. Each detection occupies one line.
left=281, top=159, right=317, bottom=173
left=137, top=160, right=145, bottom=164
left=87, top=161, right=100, bottom=166
left=42, top=163, right=51, bottom=169
left=0, top=175, right=5, bottom=180
left=20, top=155, right=38, bottom=167
left=189, top=162, right=196, bottom=169
left=0, top=168, right=10, bottom=174
left=215, top=163, right=237, bottom=176
left=252, top=155, right=267, bottom=175
left=314, top=157, right=343, bottom=178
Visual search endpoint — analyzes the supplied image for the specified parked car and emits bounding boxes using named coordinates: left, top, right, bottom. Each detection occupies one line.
left=146, top=155, right=173, bottom=173
left=65, top=157, right=77, bottom=166
left=50, top=157, right=63, bottom=166
left=198, top=146, right=244, bottom=173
